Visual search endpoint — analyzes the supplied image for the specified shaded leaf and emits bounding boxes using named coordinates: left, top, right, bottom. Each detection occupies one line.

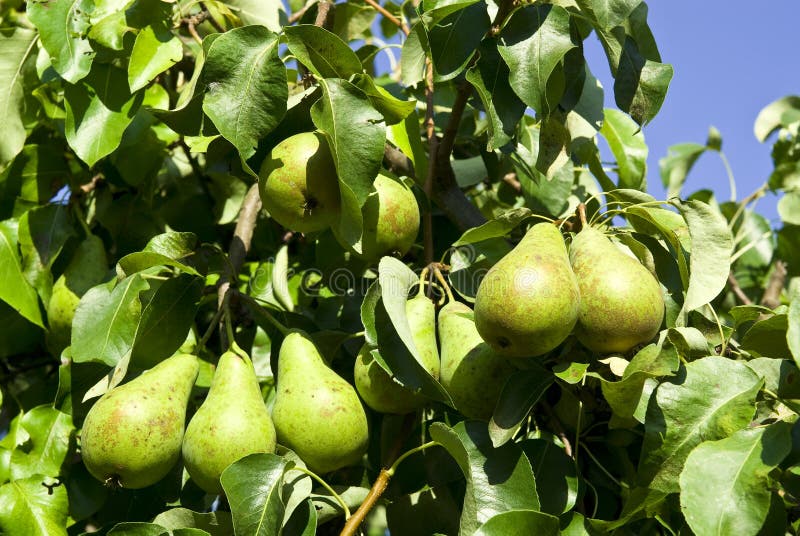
left=453, top=208, right=531, bottom=246
left=428, top=2, right=490, bottom=81
left=430, top=421, right=539, bottom=535
left=680, top=421, right=792, bottom=536
left=474, top=509, right=559, bottom=536
left=489, top=364, right=552, bottom=447
left=152, top=508, right=233, bottom=535
left=789, top=288, right=800, bottom=367
left=521, top=439, right=579, bottom=515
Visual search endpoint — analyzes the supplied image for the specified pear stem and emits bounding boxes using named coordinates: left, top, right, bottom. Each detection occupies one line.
left=417, top=266, right=430, bottom=298
left=199, top=292, right=229, bottom=350
left=341, top=441, right=439, bottom=536
left=432, top=265, right=454, bottom=304
left=288, top=466, right=350, bottom=519
left=238, top=293, right=291, bottom=336
left=577, top=203, right=588, bottom=228
left=706, top=304, right=728, bottom=357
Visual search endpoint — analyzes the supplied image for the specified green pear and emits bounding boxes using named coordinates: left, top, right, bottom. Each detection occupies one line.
left=258, top=131, right=341, bottom=233
left=569, top=226, right=665, bottom=353
left=81, top=353, right=199, bottom=489
left=439, top=301, right=515, bottom=421
left=272, top=330, right=369, bottom=473
left=335, top=172, right=420, bottom=260
left=354, top=293, right=440, bottom=414
left=46, top=235, right=108, bottom=355
left=474, top=223, right=580, bottom=357
left=182, top=350, right=276, bottom=494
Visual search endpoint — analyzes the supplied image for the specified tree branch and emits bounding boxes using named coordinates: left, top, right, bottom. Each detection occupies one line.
left=314, top=0, right=334, bottom=30
left=288, top=0, right=316, bottom=24
left=761, top=260, right=787, bottom=309
left=422, top=60, right=437, bottom=264
left=363, top=0, right=409, bottom=35
left=727, top=272, right=753, bottom=305
left=217, top=184, right=263, bottom=345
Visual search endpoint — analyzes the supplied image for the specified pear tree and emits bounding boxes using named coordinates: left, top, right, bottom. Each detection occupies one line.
left=0, top=1, right=799, bottom=535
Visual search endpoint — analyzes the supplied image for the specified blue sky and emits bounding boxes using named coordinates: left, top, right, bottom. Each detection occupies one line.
left=585, top=0, right=799, bottom=222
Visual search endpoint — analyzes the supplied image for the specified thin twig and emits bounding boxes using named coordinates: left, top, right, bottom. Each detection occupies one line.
left=761, top=260, right=788, bottom=309
left=363, top=0, right=409, bottom=35
left=542, top=401, right=574, bottom=458
left=727, top=272, right=753, bottom=305
left=288, top=0, right=316, bottom=24
left=199, top=3, right=226, bottom=33
left=422, top=59, right=437, bottom=265
left=501, top=172, right=521, bottom=193
left=79, top=173, right=104, bottom=194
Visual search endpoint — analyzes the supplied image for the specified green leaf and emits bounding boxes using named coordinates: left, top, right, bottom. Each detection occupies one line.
left=430, top=421, right=540, bottom=536
left=28, top=0, right=94, bottom=83
left=311, top=78, right=385, bottom=251
left=64, top=64, right=144, bottom=166
left=151, top=508, right=233, bottom=535
left=474, top=509, right=559, bottom=535
left=673, top=199, right=734, bottom=315
left=601, top=108, right=648, bottom=190
left=466, top=39, right=526, bottom=151
left=521, top=439, right=579, bottom=515
left=220, top=453, right=288, bottom=536
left=497, top=4, right=575, bottom=116
left=789, top=288, right=800, bottom=367
left=428, top=2, right=490, bottom=81
left=0, top=28, right=38, bottom=166
left=0, top=220, right=44, bottom=327
left=625, top=205, right=689, bottom=289
left=18, top=204, right=76, bottom=302
left=639, top=356, right=762, bottom=493
left=9, top=406, right=73, bottom=480
left=420, top=0, right=482, bottom=28
left=754, top=95, right=800, bottom=142
left=778, top=191, right=800, bottom=225
left=225, top=0, right=284, bottom=30
left=679, top=421, right=792, bottom=536
left=400, top=23, right=428, bottom=87
left=363, top=258, right=450, bottom=402
left=350, top=74, right=416, bottom=126
left=272, top=244, right=294, bottom=313
left=0, top=476, right=68, bottom=536
left=598, top=340, right=679, bottom=422
left=130, top=274, right=203, bottom=369
left=128, top=24, right=182, bottom=92
left=107, top=523, right=169, bottom=535
left=613, top=42, right=673, bottom=126
left=201, top=26, right=287, bottom=162
left=659, top=142, right=707, bottom=199
left=489, top=365, right=552, bottom=447
left=71, top=274, right=149, bottom=366
left=741, top=314, right=792, bottom=360
left=453, top=207, right=531, bottom=246
left=284, top=25, right=362, bottom=79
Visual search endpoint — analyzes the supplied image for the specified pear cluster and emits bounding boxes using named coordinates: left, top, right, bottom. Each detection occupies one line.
left=474, top=223, right=665, bottom=358
left=80, top=351, right=276, bottom=493
left=257, top=132, right=420, bottom=260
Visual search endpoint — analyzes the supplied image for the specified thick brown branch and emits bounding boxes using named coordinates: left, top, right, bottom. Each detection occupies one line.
left=364, top=0, right=409, bottom=35
left=340, top=469, right=392, bottom=536
left=436, top=80, right=471, bottom=160
left=727, top=272, right=753, bottom=305
left=423, top=60, right=436, bottom=264
left=314, top=0, right=334, bottom=30
left=761, top=260, right=787, bottom=309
